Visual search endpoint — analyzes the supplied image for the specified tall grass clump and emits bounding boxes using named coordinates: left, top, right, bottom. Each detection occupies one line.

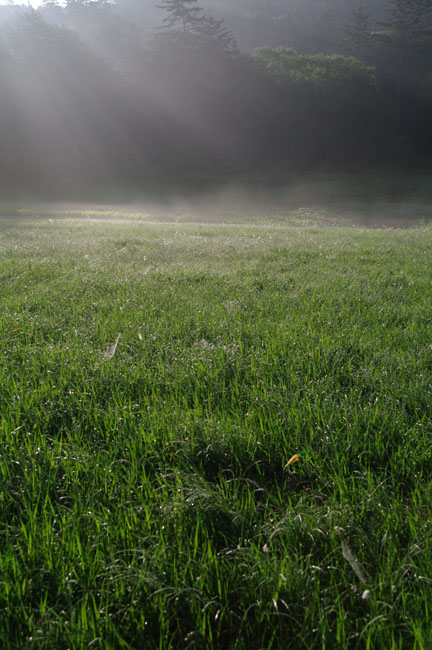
left=0, top=214, right=431, bottom=649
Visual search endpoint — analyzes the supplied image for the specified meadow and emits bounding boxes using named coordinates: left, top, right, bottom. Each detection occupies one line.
left=0, top=211, right=431, bottom=649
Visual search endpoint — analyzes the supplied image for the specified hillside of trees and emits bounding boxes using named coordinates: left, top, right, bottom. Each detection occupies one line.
left=1, top=0, right=431, bottom=195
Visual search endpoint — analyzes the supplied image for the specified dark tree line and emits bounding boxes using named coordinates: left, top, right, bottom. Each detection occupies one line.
left=343, top=0, right=432, bottom=159
left=0, top=0, right=431, bottom=195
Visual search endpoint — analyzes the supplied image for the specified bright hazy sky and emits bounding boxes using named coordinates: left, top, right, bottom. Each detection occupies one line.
left=0, top=0, right=43, bottom=6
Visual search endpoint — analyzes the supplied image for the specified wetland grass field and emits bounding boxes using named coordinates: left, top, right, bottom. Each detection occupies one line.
left=1, top=212, right=432, bottom=649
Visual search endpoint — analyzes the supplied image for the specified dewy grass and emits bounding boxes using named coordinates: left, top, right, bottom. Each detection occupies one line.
left=0, top=217, right=431, bottom=649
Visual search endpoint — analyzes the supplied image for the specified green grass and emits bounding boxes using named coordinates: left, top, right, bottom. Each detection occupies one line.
left=0, top=214, right=431, bottom=649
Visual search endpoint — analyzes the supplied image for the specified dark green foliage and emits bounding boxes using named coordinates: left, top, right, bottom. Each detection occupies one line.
left=340, top=0, right=432, bottom=158
left=253, top=47, right=392, bottom=167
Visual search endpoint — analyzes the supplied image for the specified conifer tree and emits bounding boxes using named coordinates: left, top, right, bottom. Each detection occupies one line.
left=195, top=14, right=238, bottom=56
left=379, top=0, right=432, bottom=148
left=343, top=7, right=373, bottom=60
left=156, top=0, right=237, bottom=55
left=156, top=0, right=203, bottom=35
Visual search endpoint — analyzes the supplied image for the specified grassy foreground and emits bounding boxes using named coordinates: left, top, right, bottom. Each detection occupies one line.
left=0, top=214, right=431, bottom=649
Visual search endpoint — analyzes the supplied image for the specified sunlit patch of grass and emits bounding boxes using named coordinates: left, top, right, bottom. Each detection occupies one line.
left=0, top=217, right=432, bottom=648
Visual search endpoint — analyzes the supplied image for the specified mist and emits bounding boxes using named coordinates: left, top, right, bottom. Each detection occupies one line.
left=1, top=0, right=432, bottom=217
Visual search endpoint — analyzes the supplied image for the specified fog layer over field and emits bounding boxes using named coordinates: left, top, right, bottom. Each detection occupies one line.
left=2, top=170, right=432, bottom=228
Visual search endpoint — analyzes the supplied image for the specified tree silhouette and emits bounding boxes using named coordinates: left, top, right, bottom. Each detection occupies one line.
left=156, top=0, right=237, bottom=55
left=343, top=7, right=374, bottom=60
left=156, top=0, right=203, bottom=34
left=195, top=14, right=238, bottom=56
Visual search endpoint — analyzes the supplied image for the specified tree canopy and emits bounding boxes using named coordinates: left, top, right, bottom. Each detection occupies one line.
left=0, top=0, right=430, bottom=195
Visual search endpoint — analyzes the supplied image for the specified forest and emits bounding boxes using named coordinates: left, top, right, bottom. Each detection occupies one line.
left=1, top=0, right=431, bottom=196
